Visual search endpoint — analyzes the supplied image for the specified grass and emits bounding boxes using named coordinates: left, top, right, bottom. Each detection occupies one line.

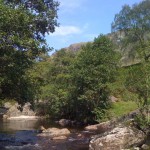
left=108, top=100, right=138, bottom=118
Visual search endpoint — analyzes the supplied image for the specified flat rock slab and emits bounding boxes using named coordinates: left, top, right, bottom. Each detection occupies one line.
left=38, top=127, right=70, bottom=137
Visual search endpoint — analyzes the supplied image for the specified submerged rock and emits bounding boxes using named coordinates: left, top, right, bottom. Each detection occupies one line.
left=89, top=126, right=145, bottom=150
left=38, top=127, right=70, bottom=137
left=52, top=136, right=67, bottom=140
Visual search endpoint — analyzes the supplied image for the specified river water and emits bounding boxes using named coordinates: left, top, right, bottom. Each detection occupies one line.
left=0, top=119, right=91, bottom=150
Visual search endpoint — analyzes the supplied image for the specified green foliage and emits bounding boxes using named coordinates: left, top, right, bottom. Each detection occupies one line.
left=0, top=0, right=59, bottom=104
left=112, top=0, right=150, bottom=130
left=108, top=67, right=139, bottom=102
left=125, top=63, right=150, bottom=107
left=133, top=104, right=150, bottom=133
left=69, top=35, right=119, bottom=122
left=34, top=35, right=119, bottom=122
left=108, top=101, right=137, bottom=119
left=112, top=0, right=150, bottom=61
left=36, top=49, right=76, bottom=118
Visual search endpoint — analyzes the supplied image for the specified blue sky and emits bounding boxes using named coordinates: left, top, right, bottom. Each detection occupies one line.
left=46, top=0, right=142, bottom=52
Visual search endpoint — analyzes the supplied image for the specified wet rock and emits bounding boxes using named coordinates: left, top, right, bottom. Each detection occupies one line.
left=40, top=126, right=46, bottom=131
left=58, top=119, right=71, bottom=127
left=85, top=124, right=98, bottom=131
left=38, top=127, right=70, bottom=137
left=85, top=120, right=115, bottom=133
left=89, top=126, right=145, bottom=150
left=52, top=136, right=67, bottom=140
left=141, top=144, right=149, bottom=150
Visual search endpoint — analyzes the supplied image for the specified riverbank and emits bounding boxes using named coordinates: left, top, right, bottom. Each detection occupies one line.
left=1, top=101, right=149, bottom=149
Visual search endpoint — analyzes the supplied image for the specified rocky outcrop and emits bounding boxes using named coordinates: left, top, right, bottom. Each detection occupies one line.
left=22, top=103, right=35, bottom=116
left=89, top=126, right=145, bottom=150
left=66, top=42, right=87, bottom=52
left=3, top=102, right=35, bottom=119
left=38, top=127, right=70, bottom=137
left=4, top=102, right=22, bottom=117
left=85, top=109, right=139, bottom=134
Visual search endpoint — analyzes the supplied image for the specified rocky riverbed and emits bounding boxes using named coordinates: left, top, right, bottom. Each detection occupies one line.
left=0, top=119, right=93, bottom=150
left=0, top=102, right=150, bottom=150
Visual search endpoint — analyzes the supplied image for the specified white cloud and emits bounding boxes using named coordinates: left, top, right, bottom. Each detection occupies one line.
left=50, top=25, right=82, bottom=36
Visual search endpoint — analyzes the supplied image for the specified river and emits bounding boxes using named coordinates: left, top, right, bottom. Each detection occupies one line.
left=0, top=118, right=92, bottom=150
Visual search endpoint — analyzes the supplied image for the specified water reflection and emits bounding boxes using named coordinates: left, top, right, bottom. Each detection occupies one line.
left=0, top=119, right=59, bottom=132
left=0, top=120, right=38, bottom=132
left=0, top=119, right=90, bottom=150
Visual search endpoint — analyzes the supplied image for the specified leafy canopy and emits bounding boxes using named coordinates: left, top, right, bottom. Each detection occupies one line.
left=0, top=0, right=59, bottom=104
left=112, top=0, right=150, bottom=61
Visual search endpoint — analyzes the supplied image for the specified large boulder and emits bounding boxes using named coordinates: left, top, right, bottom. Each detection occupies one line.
left=3, top=102, right=35, bottom=118
left=22, top=102, right=35, bottom=116
left=89, top=126, right=145, bottom=150
left=4, top=103, right=22, bottom=117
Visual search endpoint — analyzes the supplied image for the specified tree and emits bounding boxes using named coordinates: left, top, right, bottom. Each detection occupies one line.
left=37, top=49, right=76, bottom=118
left=69, top=35, right=119, bottom=122
left=126, top=63, right=150, bottom=107
left=32, top=35, right=119, bottom=122
left=0, top=0, right=59, bottom=104
left=111, top=0, right=150, bottom=61
left=112, top=0, right=150, bottom=128
left=111, top=0, right=150, bottom=106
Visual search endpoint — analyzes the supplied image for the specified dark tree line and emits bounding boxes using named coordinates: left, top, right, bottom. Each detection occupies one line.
left=0, top=0, right=59, bottom=104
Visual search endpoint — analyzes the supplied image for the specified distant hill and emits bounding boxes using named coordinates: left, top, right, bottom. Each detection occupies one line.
left=65, top=42, right=88, bottom=52
left=61, top=32, right=140, bottom=67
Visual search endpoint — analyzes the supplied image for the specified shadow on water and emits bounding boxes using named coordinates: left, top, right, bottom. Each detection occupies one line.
left=0, top=119, right=90, bottom=150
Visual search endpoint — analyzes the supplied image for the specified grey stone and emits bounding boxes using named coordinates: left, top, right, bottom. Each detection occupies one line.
left=38, top=127, right=70, bottom=137
left=3, top=102, right=36, bottom=118
left=141, top=144, right=149, bottom=150
left=89, top=126, right=145, bottom=150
